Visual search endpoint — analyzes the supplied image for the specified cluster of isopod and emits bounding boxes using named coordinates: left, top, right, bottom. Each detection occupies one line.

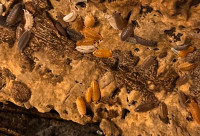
left=76, top=80, right=101, bottom=116
left=0, top=2, right=34, bottom=52
left=106, top=12, right=157, bottom=47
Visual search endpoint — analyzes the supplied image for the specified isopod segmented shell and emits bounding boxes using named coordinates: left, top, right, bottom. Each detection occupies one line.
left=178, top=62, right=196, bottom=71
left=84, top=15, right=95, bottom=27
left=134, top=102, right=156, bottom=112
left=24, top=9, right=33, bottom=31
left=81, top=27, right=102, bottom=41
left=85, top=87, right=93, bottom=103
left=63, top=11, right=77, bottom=22
left=93, top=49, right=112, bottom=58
left=113, top=12, right=126, bottom=30
left=76, top=96, right=86, bottom=116
left=159, top=102, right=169, bottom=124
left=106, top=14, right=118, bottom=30
left=91, top=80, right=100, bottom=102
left=141, top=56, right=156, bottom=69
left=188, top=100, right=200, bottom=125
left=66, top=28, right=83, bottom=41
left=76, top=45, right=96, bottom=53
left=6, top=3, right=23, bottom=26
left=121, top=24, right=133, bottom=41
left=18, top=30, right=31, bottom=52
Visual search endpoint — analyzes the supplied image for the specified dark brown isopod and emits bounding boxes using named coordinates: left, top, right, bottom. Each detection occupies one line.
left=113, top=12, right=126, bottom=30
left=141, top=56, right=156, bottom=69
left=134, top=102, right=157, bottom=112
left=55, top=22, right=67, bottom=36
left=121, top=24, right=133, bottom=41
left=134, top=35, right=157, bottom=47
left=18, top=31, right=31, bottom=52
left=6, top=3, right=23, bottom=26
left=176, top=74, right=189, bottom=86
left=159, top=102, right=169, bottom=124
left=178, top=91, right=188, bottom=108
left=57, top=12, right=68, bottom=29
left=173, top=44, right=190, bottom=51
left=66, top=28, right=83, bottom=41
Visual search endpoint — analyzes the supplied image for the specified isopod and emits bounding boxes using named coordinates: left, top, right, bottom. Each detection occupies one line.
left=173, top=44, right=190, bottom=51
left=84, top=15, right=95, bottom=27
left=178, top=91, right=187, bottom=108
left=178, top=62, right=196, bottom=71
left=91, top=80, right=101, bottom=102
left=93, top=49, right=112, bottom=58
left=141, top=56, right=156, bottom=69
left=6, top=3, right=23, bottom=26
left=176, top=74, right=189, bottom=86
left=188, top=100, right=200, bottom=125
left=134, top=35, right=157, bottom=47
left=106, top=14, right=118, bottom=30
left=85, top=87, right=93, bottom=103
left=76, top=45, right=96, bottom=53
left=66, top=28, right=83, bottom=41
left=63, top=11, right=77, bottom=22
left=18, top=30, right=31, bottom=52
left=23, top=9, right=33, bottom=31
left=179, top=46, right=194, bottom=57
left=81, top=27, right=102, bottom=41
left=0, top=4, right=3, bottom=16
left=121, top=24, right=133, bottom=41
left=134, top=102, right=157, bottom=112
left=113, top=12, right=126, bottom=30
left=57, top=12, right=68, bottom=29
left=76, top=37, right=95, bottom=46
left=159, top=102, right=169, bottom=124
left=55, top=22, right=67, bottom=36
left=76, top=96, right=86, bottom=116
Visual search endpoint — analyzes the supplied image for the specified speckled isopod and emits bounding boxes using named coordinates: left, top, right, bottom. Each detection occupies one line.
left=76, top=96, right=86, bottom=116
left=6, top=3, right=23, bottom=26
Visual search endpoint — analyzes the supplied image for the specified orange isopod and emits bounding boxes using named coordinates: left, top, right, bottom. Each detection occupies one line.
left=84, top=15, right=95, bottom=27
left=81, top=27, right=102, bottom=41
left=93, top=49, right=112, bottom=58
left=188, top=100, right=200, bottom=125
left=76, top=37, right=95, bottom=46
left=85, top=87, right=93, bottom=103
left=76, top=96, right=86, bottom=116
left=91, top=80, right=101, bottom=102
left=179, top=46, right=194, bottom=57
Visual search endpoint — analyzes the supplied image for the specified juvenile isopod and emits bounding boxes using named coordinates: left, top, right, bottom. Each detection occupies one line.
left=76, top=96, right=86, bottom=116
left=66, top=28, right=83, bottom=41
left=76, top=37, right=95, bottom=46
left=106, top=14, right=118, bottom=30
left=91, top=80, right=101, bottom=102
left=6, top=3, right=23, bottom=26
left=134, top=102, right=157, bottom=112
left=134, top=35, right=157, bottom=47
left=84, top=15, right=95, bottom=27
left=159, top=102, right=169, bottom=124
left=18, top=31, right=31, bottom=52
left=23, top=9, right=33, bottom=31
left=55, top=22, right=67, bottom=36
left=81, top=27, right=102, bottom=41
left=63, top=11, right=77, bottom=22
left=76, top=45, right=96, bottom=53
left=121, top=24, right=133, bottom=41
left=176, top=74, right=189, bottom=86
left=188, top=100, right=200, bottom=125
left=85, top=87, right=93, bottom=103
left=141, top=56, right=156, bottom=69
left=178, top=62, right=196, bottom=71
left=178, top=91, right=187, bottom=108
left=113, top=12, right=126, bottom=30
left=93, top=49, right=112, bottom=58
left=178, top=46, right=194, bottom=57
